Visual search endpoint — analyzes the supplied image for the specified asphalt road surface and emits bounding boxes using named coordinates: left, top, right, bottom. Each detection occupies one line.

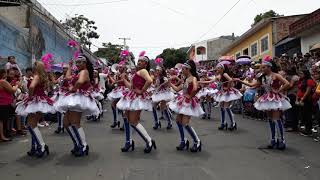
left=1, top=103, right=320, bottom=180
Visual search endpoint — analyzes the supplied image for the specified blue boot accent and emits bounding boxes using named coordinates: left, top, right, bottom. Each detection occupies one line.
left=276, top=119, right=284, bottom=141
left=164, top=108, right=172, bottom=129
left=152, top=107, right=159, bottom=125
left=124, top=118, right=131, bottom=143
left=112, top=106, right=117, bottom=123
left=176, top=122, right=185, bottom=143
left=71, top=126, right=83, bottom=149
left=66, top=126, right=79, bottom=154
left=218, top=108, right=226, bottom=130
left=27, top=126, right=41, bottom=148
left=226, top=108, right=236, bottom=130
left=185, top=125, right=200, bottom=144
left=131, top=125, right=148, bottom=144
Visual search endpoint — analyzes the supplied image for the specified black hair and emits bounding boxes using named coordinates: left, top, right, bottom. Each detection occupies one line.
left=26, top=67, right=33, bottom=73
left=144, top=56, right=151, bottom=72
left=0, top=69, right=6, bottom=79
left=159, top=66, right=167, bottom=84
left=300, top=69, right=312, bottom=91
left=258, top=60, right=279, bottom=84
left=187, top=60, right=199, bottom=81
left=82, top=55, right=94, bottom=84
left=8, top=56, right=15, bottom=61
left=286, top=66, right=297, bottom=76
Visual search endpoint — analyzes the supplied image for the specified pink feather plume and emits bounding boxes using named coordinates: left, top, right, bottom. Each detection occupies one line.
left=67, top=40, right=78, bottom=47
left=263, top=55, right=272, bottom=61
left=41, top=53, right=53, bottom=71
left=139, top=51, right=146, bottom=57
left=155, top=58, right=163, bottom=64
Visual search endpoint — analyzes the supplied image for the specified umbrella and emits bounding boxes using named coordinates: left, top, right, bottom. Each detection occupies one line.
left=218, top=56, right=234, bottom=62
left=217, top=61, right=232, bottom=66
left=236, top=57, right=252, bottom=65
left=175, top=63, right=183, bottom=69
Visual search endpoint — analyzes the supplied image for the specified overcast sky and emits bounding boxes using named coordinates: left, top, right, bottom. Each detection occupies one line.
left=38, top=0, right=320, bottom=59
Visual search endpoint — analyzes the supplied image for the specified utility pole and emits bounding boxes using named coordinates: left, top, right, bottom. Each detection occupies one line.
left=118, top=37, right=131, bottom=50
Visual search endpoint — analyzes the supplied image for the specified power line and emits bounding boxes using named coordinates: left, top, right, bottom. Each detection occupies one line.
left=44, top=0, right=128, bottom=6
left=196, top=0, right=241, bottom=42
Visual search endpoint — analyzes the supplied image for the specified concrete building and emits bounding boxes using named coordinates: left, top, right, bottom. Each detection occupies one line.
left=289, top=8, right=320, bottom=55
left=187, top=35, right=236, bottom=66
left=0, top=0, right=99, bottom=71
left=221, top=15, right=305, bottom=61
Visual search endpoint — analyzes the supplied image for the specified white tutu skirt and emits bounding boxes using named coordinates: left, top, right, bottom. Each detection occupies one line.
left=196, top=88, right=210, bottom=98
left=116, top=90, right=152, bottom=111
left=16, top=96, right=56, bottom=116
left=254, top=92, right=292, bottom=111
left=54, top=93, right=99, bottom=116
left=92, top=91, right=104, bottom=101
left=214, top=88, right=243, bottom=102
left=168, top=95, right=204, bottom=117
left=107, top=86, right=127, bottom=100
left=151, top=90, right=175, bottom=103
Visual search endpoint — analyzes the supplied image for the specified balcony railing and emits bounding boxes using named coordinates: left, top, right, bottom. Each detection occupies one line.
left=0, top=0, right=21, bottom=6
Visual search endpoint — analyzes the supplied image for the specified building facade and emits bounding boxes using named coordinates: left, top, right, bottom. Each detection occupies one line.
left=187, top=35, right=236, bottom=66
left=0, top=0, right=99, bottom=70
left=221, top=15, right=304, bottom=61
left=289, top=8, right=320, bottom=55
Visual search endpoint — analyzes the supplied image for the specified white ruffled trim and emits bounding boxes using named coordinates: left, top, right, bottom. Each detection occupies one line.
left=214, top=88, right=242, bottom=102
left=16, top=101, right=56, bottom=116
left=92, top=91, right=104, bottom=101
left=54, top=93, right=99, bottom=116
left=116, top=91, right=152, bottom=111
left=107, top=87, right=127, bottom=100
left=168, top=96, right=204, bottom=117
left=151, top=91, right=176, bottom=102
left=254, top=98, right=292, bottom=111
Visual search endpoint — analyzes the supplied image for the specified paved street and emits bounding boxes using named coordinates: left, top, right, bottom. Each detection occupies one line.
left=1, top=103, right=320, bottom=180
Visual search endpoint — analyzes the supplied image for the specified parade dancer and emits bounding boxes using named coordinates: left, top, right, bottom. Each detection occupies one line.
left=107, top=62, right=128, bottom=129
left=16, top=61, right=56, bottom=158
left=238, top=57, right=291, bottom=150
left=117, top=51, right=156, bottom=153
left=55, top=55, right=99, bottom=157
left=53, top=64, right=69, bottom=133
left=88, top=70, right=105, bottom=121
left=169, top=60, right=204, bottom=153
left=149, top=69, right=161, bottom=129
left=214, top=64, right=242, bottom=131
left=151, top=65, right=175, bottom=129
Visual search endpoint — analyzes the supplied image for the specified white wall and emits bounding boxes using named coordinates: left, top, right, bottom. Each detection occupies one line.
left=301, top=31, right=320, bottom=54
left=194, top=41, right=208, bottom=62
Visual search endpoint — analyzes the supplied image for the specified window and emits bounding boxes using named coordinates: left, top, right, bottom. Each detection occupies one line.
left=250, top=42, right=258, bottom=57
left=196, top=46, right=206, bottom=55
left=242, top=48, right=249, bottom=56
left=260, top=34, right=269, bottom=53
left=235, top=51, right=241, bottom=58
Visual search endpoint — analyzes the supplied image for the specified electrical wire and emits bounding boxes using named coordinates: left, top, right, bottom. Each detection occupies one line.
left=44, top=0, right=128, bottom=6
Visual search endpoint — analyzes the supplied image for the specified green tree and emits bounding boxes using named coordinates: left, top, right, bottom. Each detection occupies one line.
left=61, top=14, right=100, bottom=49
left=253, top=10, right=282, bottom=26
left=93, top=42, right=123, bottom=63
left=157, top=47, right=188, bottom=68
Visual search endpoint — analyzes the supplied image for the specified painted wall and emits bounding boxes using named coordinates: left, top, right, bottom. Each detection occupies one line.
left=0, top=16, right=31, bottom=70
left=301, top=31, right=320, bottom=54
left=207, top=38, right=234, bottom=60
left=30, top=11, right=74, bottom=63
left=224, top=23, right=273, bottom=61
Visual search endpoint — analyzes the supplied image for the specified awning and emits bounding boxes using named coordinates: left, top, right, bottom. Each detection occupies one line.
left=310, top=43, right=320, bottom=51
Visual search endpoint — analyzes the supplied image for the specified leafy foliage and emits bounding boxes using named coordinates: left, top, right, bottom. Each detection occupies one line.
left=253, top=10, right=282, bottom=26
left=61, top=14, right=100, bottom=49
left=157, top=47, right=188, bottom=68
left=93, top=42, right=123, bottom=63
